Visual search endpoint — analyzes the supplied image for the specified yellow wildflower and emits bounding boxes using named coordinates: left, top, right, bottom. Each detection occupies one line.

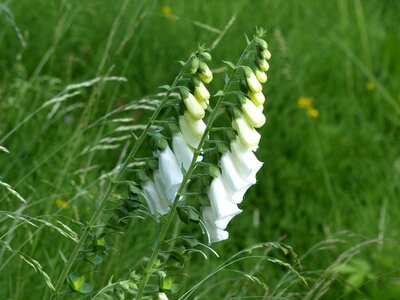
left=297, top=97, right=312, bottom=108
left=55, top=198, right=68, bottom=209
left=308, top=108, right=319, bottom=118
left=366, top=81, right=375, bottom=91
left=161, top=5, right=174, bottom=18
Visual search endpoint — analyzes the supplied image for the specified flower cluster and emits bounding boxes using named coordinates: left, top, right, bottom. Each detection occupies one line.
left=142, top=52, right=213, bottom=218
left=201, top=38, right=271, bottom=243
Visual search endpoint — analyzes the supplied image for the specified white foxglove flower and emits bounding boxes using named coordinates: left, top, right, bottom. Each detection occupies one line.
left=231, top=138, right=263, bottom=183
left=193, top=80, right=210, bottom=103
left=158, top=146, right=183, bottom=202
left=179, top=115, right=201, bottom=148
left=208, top=175, right=242, bottom=228
left=202, top=207, right=229, bottom=243
left=184, top=111, right=206, bottom=138
left=254, top=67, right=268, bottom=83
left=247, top=90, right=265, bottom=106
left=198, top=62, right=213, bottom=84
left=256, top=104, right=264, bottom=112
left=142, top=180, right=170, bottom=216
left=241, top=97, right=266, bottom=128
left=232, top=117, right=261, bottom=151
left=244, top=67, right=262, bottom=93
left=172, top=133, right=202, bottom=171
left=220, top=152, right=253, bottom=203
left=183, top=92, right=205, bottom=120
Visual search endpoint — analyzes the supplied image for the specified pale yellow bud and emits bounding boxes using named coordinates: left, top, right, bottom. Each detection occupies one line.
left=247, top=90, right=265, bottom=106
left=183, top=92, right=205, bottom=120
left=241, top=98, right=266, bottom=128
left=198, top=62, right=213, bottom=84
left=193, top=81, right=210, bottom=103
left=254, top=68, right=267, bottom=83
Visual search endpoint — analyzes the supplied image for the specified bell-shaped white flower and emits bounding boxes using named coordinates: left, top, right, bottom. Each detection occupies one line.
left=158, top=146, right=183, bottom=202
left=231, top=138, right=263, bottom=183
left=198, top=62, right=213, bottom=84
left=208, top=175, right=242, bottom=228
left=220, top=152, right=253, bottom=203
left=184, top=111, right=206, bottom=138
left=193, top=80, right=210, bottom=103
left=232, top=116, right=261, bottom=151
left=254, top=67, right=268, bottom=83
left=247, top=90, right=265, bottom=106
left=202, top=207, right=229, bottom=243
left=244, top=67, right=262, bottom=93
left=172, top=133, right=202, bottom=171
left=183, top=92, right=205, bottom=120
left=142, top=180, right=170, bottom=216
left=241, top=97, right=266, bottom=128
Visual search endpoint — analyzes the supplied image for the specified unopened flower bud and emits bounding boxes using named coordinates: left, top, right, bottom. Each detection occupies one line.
left=198, top=61, right=213, bottom=84
left=254, top=67, right=267, bottom=83
left=247, top=90, right=265, bottom=106
left=259, top=49, right=271, bottom=60
left=256, top=38, right=268, bottom=50
left=199, top=51, right=212, bottom=61
left=232, top=116, right=261, bottom=151
left=192, top=77, right=211, bottom=103
left=255, top=57, right=270, bottom=72
left=189, top=57, right=200, bottom=74
left=241, top=98, right=266, bottom=128
left=243, top=66, right=262, bottom=93
left=180, top=88, right=205, bottom=120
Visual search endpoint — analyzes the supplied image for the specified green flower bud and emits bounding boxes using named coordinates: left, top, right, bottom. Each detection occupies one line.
left=232, top=115, right=261, bottom=151
left=199, top=51, right=212, bottom=61
left=256, top=38, right=268, bottom=50
left=189, top=57, right=200, bottom=74
left=243, top=66, right=262, bottom=93
left=198, top=61, right=213, bottom=84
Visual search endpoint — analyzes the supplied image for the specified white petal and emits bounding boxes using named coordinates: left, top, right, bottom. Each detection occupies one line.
left=202, top=207, right=229, bottom=243
left=247, top=90, right=265, bottom=106
left=142, top=180, right=170, bottom=216
left=172, top=133, right=202, bottom=171
left=232, top=117, right=261, bottom=151
left=194, top=81, right=210, bottom=102
left=184, top=111, right=206, bottom=138
left=208, top=175, right=242, bottom=227
left=255, top=68, right=267, bottom=83
left=179, top=115, right=201, bottom=148
left=158, top=146, right=183, bottom=203
left=231, top=138, right=263, bottom=183
left=220, top=152, right=253, bottom=203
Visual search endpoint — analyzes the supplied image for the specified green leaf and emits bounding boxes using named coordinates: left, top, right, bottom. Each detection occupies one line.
left=214, top=90, right=224, bottom=97
left=244, top=33, right=251, bottom=45
left=68, top=272, right=93, bottom=294
left=159, top=84, right=171, bottom=91
left=223, top=60, right=236, bottom=69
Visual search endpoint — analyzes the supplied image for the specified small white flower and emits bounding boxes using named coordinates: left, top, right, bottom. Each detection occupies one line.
left=202, top=207, right=229, bottom=243
left=231, top=138, right=263, bottom=183
left=158, top=146, right=183, bottom=202
left=220, top=152, right=253, bottom=203
left=232, top=116, right=261, bottom=151
left=208, top=175, right=242, bottom=228
left=193, top=81, right=210, bottom=103
left=198, top=62, right=213, bottom=84
left=142, top=180, right=170, bottom=216
left=183, top=92, right=205, bottom=120
left=247, top=90, right=265, bottom=106
left=254, top=67, right=268, bottom=83
left=244, top=67, right=262, bottom=93
left=172, top=133, right=202, bottom=171
left=241, top=97, right=266, bottom=128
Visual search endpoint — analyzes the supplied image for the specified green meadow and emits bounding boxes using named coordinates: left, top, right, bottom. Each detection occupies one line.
left=1, top=0, right=399, bottom=299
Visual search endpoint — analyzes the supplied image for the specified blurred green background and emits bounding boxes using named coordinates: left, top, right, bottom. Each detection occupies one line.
left=1, top=0, right=399, bottom=299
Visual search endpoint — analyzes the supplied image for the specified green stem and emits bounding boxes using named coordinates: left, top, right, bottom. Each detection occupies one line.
left=135, top=39, right=257, bottom=300
left=52, top=56, right=191, bottom=298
